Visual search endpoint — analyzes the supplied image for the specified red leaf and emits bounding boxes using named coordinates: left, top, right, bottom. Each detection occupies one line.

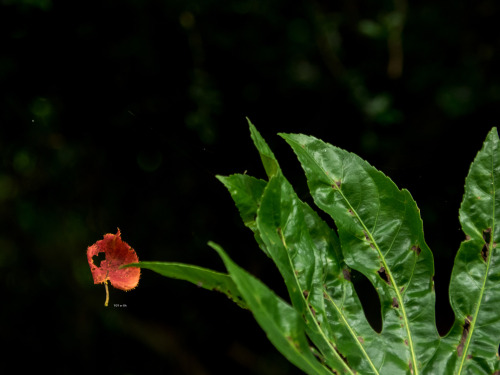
left=87, top=229, right=140, bottom=291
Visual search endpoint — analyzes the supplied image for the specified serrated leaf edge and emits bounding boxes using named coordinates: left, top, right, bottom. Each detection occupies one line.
left=282, top=134, right=420, bottom=375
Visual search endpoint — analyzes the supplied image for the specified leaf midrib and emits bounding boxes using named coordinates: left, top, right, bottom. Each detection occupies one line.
left=286, top=138, right=419, bottom=375
left=277, top=217, right=355, bottom=375
left=457, top=140, right=496, bottom=374
left=323, top=288, right=381, bottom=375
left=334, top=173, right=418, bottom=375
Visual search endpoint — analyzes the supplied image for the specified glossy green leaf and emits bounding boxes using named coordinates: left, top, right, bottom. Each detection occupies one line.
left=132, top=121, right=500, bottom=375
left=248, top=117, right=280, bottom=179
left=281, top=132, right=440, bottom=374
left=216, top=174, right=269, bottom=256
left=209, top=241, right=333, bottom=375
left=425, top=128, right=500, bottom=374
left=122, top=262, right=246, bottom=308
left=241, top=125, right=383, bottom=373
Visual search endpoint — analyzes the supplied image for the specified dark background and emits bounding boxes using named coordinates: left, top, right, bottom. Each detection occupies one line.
left=1, top=0, right=499, bottom=374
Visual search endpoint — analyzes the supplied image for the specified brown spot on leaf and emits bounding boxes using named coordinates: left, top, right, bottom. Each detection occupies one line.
left=334, top=347, right=349, bottom=366
left=404, top=339, right=408, bottom=346
left=481, top=244, right=489, bottom=262
left=303, top=290, right=309, bottom=299
left=333, top=180, right=341, bottom=189
left=465, top=235, right=471, bottom=241
left=358, top=336, right=365, bottom=344
left=342, top=268, right=351, bottom=281
left=309, top=304, right=316, bottom=317
left=363, top=230, right=370, bottom=241
left=483, top=228, right=492, bottom=243
left=411, top=245, right=421, bottom=255
left=348, top=209, right=355, bottom=216
left=392, top=297, right=399, bottom=308
left=457, top=315, right=472, bottom=357
left=377, top=267, right=390, bottom=285
left=409, top=361, right=413, bottom=374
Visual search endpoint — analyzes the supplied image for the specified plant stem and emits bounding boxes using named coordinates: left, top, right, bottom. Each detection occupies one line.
left=104, top=281, right=109, bottom=307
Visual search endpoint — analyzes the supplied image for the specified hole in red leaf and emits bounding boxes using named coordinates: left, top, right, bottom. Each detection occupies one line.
left=457, top=315, right=472, bottom=357
left=92, top=252, right=106, bottom=268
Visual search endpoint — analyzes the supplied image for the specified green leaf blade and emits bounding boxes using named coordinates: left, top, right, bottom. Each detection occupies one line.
left=436, top=127, right=500, bottom=374
left=216, top=173, right=269, bottom=255
left=242, top=125, right=384, bottom=373
left=122, top=261, right=247, bottom=308
left=281, top=133, right=440, bottom=374
left=209, top=242, right=333, bottom=375
left=258, top=173, right=395, bottom=374
left=247, top=118, right=280, bottom=179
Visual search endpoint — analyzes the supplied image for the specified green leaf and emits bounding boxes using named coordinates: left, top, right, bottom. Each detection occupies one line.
left=131, top=120, right=500, bottom=375
left=257, top=174, right=382, bottom=374
left=281, top=133, right=440, bottom=374
left=216, top=174, right=269, bottom=256
left=220, top=126, right=382, bottom=373
left=208, top=241, right=333, bottom=375
left=122, top=262, right=246, bottom=308
left=247, top=117, right=280, bottom=179
left=426, top=128, right=500, bottom=374
left=216, top=174, right=267, bottom=231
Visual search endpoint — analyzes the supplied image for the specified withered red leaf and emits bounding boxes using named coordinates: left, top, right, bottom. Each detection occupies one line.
left=87, top=229, right=140, bottom=291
